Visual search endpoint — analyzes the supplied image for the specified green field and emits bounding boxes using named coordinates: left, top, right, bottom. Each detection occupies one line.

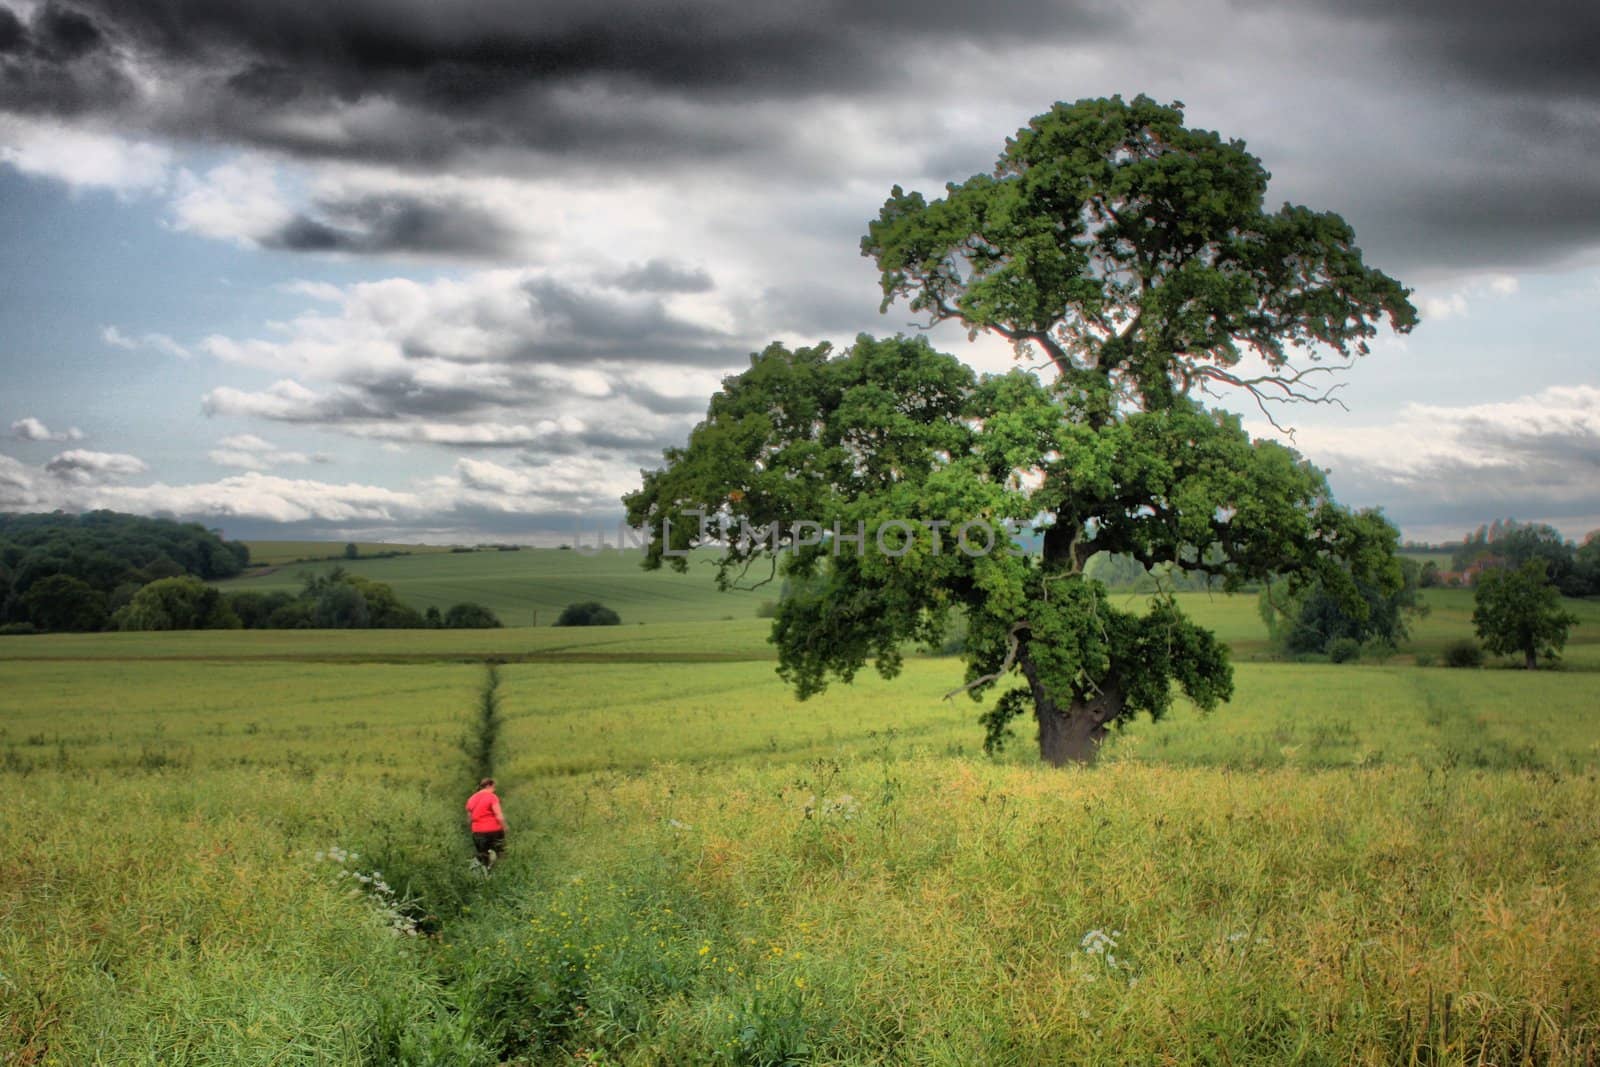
left=4, top=575, right=1599, bottom=1064
left=218, top=547, right=775, bottom=626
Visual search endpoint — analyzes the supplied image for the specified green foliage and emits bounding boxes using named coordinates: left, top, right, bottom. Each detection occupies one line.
left=862, top=94, right=1414, bottom=417
left=0, top=509, right=249, bottom=630
left=629, top=97, right=1414, bottom=763
left=1327, top=637, right=1362, bottom=664
left=554, top=601, right=621, bottom=627
left=114, top=575, right=241, bottom=631
left=445, top=602, right=503, bottom=629
left=1451, top=519, right=1598, bottom=596
left=226, top=590, right=296, bottom=629
left=1442, top=639, right=1485, bottom=669
left=1473, top=560, right=1581, bottom=669
left=1259, top=517, right=1425, bottom=656
left=20, top=573, right=108, bottom=632
left=314, top=582, right=371, bottom=629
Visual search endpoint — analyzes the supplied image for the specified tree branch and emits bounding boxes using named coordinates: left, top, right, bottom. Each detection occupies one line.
left=944, top=620, right=1029, bottom=700
left=1185, top=360, right=1353, bottom=436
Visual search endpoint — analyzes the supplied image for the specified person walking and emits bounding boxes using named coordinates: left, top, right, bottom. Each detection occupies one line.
left=465, top=777, right=507, bottom=871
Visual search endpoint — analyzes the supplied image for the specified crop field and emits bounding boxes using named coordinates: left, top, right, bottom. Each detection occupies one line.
left=242, top=541, right=460, bottom=566
left=3, top=584, right=1599, bottom=1064
left=216, top=547, right=775, bottom=626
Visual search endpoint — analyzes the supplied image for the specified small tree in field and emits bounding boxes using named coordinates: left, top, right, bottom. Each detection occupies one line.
left=627, top=95, right=1416, bottom=765
left=554, top=601, right=620, bottom=627
left=1473, top=560, right=1579, bottom=670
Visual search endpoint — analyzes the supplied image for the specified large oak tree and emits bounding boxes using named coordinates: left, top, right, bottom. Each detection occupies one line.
left=627, top=95, right=1416, bottom=764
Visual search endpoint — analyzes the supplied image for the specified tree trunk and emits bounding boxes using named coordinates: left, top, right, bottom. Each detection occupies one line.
left=1524, top=645, right=1538, bottom=670
left=1020, top=648, right=1124, bottom=766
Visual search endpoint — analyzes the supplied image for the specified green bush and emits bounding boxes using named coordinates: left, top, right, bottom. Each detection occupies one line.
left=1413, top=651, right=1436, bottom=668
left=0, top=621, right=39, bottom=635
left=554, top=601, right=621, bottom=627
left=1327, top=637, right=1362, bottom=663
left=1443, top=639, right=1484, bottom=668
left=445, top=602, right=503, bottom=629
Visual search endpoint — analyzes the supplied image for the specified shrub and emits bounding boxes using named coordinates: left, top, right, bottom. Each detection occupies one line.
left=0, top=621, right=39, bottom=635
left=1413, top=651, right=1435, bottom=668
left=554, top=601, right=621, bottom=627
left=756, top=599, right=778, bottom=619
left=445, top=602, right=502, bottom=629
left=1327, top=637, right=1362, bottom=664
left=1443, top=639, right=1484, bottom=669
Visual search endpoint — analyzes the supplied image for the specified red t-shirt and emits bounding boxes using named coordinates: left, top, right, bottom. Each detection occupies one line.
left=466, top=788, right=503, bottom=832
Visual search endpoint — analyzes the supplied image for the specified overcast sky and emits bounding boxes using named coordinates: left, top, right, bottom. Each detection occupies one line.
left=2, top=0, right=1597, bottom=546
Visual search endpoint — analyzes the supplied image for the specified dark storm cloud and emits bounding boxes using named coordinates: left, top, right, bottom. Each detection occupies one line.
left=263, top=192, right=520, bottom=259
left=508, top=278, right=740, bottom=368
left=1265, top=0, right=1600, bottom=273
left=1345, top=169, right=1600, bottom=274
left=0, top=2, right=133, bottom=115
left=0, top=8, right=26, bottom=53
left=1303, top=0, right=1600, bottom=99
left=0, top=0, right=1124, bottom=164
left=610, top=259, right=714, bottom=294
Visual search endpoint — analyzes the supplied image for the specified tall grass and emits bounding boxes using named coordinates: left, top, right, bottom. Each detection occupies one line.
left=0, top=771, right=490, bottom=1065
left=445, top=757, right=1600, bottom=1064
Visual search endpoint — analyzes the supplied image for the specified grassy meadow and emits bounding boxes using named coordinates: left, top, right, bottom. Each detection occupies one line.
left=3, top=562, right=1599, bottom=1064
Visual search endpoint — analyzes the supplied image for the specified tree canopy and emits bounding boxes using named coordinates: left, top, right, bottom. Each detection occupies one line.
left=1472, top=560, right=1580, bottom=670
left=628, top=95, right=1416, bottom=764
left=0, top=510, right=250, bottom=632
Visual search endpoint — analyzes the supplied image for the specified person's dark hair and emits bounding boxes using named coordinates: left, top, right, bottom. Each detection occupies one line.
left=479, top=777, right=495, bottom=789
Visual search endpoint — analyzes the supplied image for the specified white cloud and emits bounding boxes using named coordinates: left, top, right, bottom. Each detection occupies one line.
left=0, top=116, right=171, bottom=195
left=1264, top=383, right=1600, bottom=538
left=1413, top=273, right=1523, bottom=323
left=191, top=268, right=736, bottom=469
left=0, top=448, right=630, bottom=532
left=1419, top=292, right=1470, bottom=321
left=44, top=449, right=149, bottom=484
left=279, top=280, right=346, bottom=302
left=169, top=157, right=294, bottom=245
left=102, top=326, right=192, bottom=359
left=207, top=434, right=319, bottom=470
left=10, top=417, right=84, bottom=442
left=0, top=453, right=39, bottom=492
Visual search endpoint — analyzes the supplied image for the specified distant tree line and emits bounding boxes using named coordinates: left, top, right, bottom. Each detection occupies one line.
left=138, top=567, right=500, bottom=632
left=1426, top=519, right=1600, bottom=597
left=0, top=511, right=501, bottom=633
left=0, top=510, right=249, bottom=633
